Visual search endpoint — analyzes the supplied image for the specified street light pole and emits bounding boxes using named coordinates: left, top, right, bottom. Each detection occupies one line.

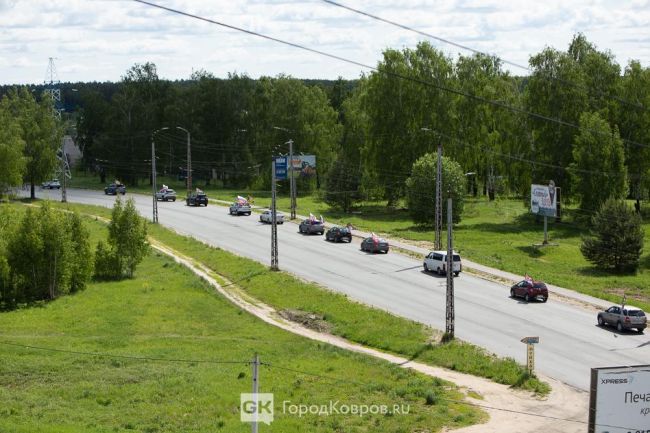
left=271, top=157, right=279, bottom=271
left=287, top=139, right=296, bottom=220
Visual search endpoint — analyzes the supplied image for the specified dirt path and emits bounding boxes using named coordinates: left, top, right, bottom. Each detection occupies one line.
left=151, top=241, right=589, bottom=433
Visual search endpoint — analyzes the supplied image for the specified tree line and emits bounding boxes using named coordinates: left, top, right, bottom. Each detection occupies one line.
left=61, top=34, right=648, bottom=223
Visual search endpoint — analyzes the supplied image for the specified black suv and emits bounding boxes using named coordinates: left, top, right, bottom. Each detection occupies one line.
left=186, top=192, right=208, bottom=206
left=104, top=183, right=126, bottom=195
left=325, top=226, right=352, bottom=243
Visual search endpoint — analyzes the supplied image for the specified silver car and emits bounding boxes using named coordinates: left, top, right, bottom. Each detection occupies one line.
left=155, top=188, right=177, bottom=201
left=597, top=305, right=646, bottom=333
left=260, top=210, right=284, bottom=224
left=298, top=220, right=324, bottom=235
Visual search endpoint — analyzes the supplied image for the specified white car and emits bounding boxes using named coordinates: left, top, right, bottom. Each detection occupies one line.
left=260, top=209, right=284, bottom=224
left=155, top=188, right=177, bottom=201
left=42, top=179, right=61, bottom=189
left=423, top=250, right=462, bottom=276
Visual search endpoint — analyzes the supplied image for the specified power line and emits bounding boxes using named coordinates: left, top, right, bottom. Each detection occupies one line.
left=320, top=0, right=647, bottom=112
left=131, top=0, right=650, bottom=150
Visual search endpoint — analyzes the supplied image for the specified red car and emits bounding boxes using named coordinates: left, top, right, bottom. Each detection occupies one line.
left=510, top=279, right=548, bottom=302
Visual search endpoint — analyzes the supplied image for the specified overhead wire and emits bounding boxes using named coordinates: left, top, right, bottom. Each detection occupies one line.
left=131, top=0, right=650, bottom=150
left=320, top=0, right=647, bottom=112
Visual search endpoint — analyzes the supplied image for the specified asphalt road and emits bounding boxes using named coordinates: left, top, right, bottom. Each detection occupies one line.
left=34, top=188, right=650, bottom=390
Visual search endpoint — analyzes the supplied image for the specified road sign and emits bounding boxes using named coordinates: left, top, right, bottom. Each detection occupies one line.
left=521, top=336, right=539, bottom=375
left=274, top=156, right=287, bottom=180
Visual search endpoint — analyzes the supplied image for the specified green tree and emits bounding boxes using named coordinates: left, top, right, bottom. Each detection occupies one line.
left=361, top=42, right=455, bottom=205
left=7, top=205, right=73, bottom=301
left=324, top=156, right=362, bottom=213
left=0, top=99, right=26, bottom=193
left=617, top=60, right=650, bottom=208
left=101, top=197, right=149, bottom=278
left=3, top=87, right=61, bottom=199
left=581, top=199, right=644, bottom=272
left=66, top=212, right=93, bottom=293
left=571, top=112, right=627, bottom=214
left=405, top=153, right=466, bottom=225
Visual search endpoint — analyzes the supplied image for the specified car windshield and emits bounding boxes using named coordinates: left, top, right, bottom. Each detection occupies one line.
left=452, top=255, right=461, bottom=261
left=533, top=283, right=546, bottom=289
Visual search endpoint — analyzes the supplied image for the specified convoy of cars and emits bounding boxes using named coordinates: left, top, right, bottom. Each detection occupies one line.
left=90, top=185, right=647, bottom=336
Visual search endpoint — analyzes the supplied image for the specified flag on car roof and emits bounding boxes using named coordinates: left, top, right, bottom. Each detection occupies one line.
left=371, top=232, right=379, bottom=243
left=309, top=213, right=316, bottom=222
left=524, top=273, right=533, bottom=282
left=320, top=215, right=324, bottom=224
left=237, top=195, right=248, bottom=204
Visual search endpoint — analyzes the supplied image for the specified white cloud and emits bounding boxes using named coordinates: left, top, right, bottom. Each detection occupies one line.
left=0, top=0, right=648, bottom=84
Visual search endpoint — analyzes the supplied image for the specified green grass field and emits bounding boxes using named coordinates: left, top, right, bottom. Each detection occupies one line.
left=0, top=211, right=484, bottom=433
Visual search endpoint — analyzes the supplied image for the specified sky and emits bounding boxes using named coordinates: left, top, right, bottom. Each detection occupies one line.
left=1, top=0, right=649, bottom=85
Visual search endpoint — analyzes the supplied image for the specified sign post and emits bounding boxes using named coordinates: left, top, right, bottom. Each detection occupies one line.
left=520, top=336, right=539, bottom=375
left=531, top=182, right=558, bottom=246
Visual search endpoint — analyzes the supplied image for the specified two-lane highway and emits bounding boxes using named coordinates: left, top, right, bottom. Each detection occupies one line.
left=36, top=189, right=650, bottom=390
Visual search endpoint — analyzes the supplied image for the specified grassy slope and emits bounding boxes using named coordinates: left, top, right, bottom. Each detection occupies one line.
left=51, top=201, right=549, bottom=394
left=0, top=213, right=483, bottom=433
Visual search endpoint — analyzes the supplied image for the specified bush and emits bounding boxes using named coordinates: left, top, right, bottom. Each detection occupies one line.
left=93, top=241, right=120, bottom=280
left=580, top=199, right=644, bottom=272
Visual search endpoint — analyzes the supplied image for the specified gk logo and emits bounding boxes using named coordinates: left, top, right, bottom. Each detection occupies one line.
left=240, top=393, right=274, bottom=425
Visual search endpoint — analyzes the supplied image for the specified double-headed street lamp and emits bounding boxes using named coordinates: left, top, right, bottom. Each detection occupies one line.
left=151, top=126, right=192, bottom=223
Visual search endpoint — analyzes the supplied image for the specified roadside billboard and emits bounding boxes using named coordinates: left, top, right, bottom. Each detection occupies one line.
left=531, top=184, right=557, bottom=217
left=288, top=155, right=317, bottom=178
left=588, top=365, right=650, bottom=433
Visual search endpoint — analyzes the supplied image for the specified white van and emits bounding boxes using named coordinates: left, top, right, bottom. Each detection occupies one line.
left=423, top=250, right=462, bottom=276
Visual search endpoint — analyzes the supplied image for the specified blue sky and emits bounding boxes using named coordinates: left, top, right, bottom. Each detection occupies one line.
left=1, top=0, right=648, bottom=84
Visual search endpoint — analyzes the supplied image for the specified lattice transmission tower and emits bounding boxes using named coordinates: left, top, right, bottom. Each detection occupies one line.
left=44, top=57, right=71, bottom=201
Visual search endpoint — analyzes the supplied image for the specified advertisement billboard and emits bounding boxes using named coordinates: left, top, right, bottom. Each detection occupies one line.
left=588, top=365, right=650, bottom=433
left=531, top=184, right=557, bottom=217
left=288, top=155, right=317, bottom=178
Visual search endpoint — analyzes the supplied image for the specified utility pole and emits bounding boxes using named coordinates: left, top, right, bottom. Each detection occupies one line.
left=186, top=129, right=192, bottom=194
left=151, top=132, right=159, bottom=224
left=61, top=141, right=67, bottom=203
left=251, top=353, right=260, bottom=433
left=271, top=158, right=279, bottom=271
left=288, top=139, right=296, bottom=220
left=445, top=197, right=454, bottom=339
left=435, top=142, right=443, bottom=250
